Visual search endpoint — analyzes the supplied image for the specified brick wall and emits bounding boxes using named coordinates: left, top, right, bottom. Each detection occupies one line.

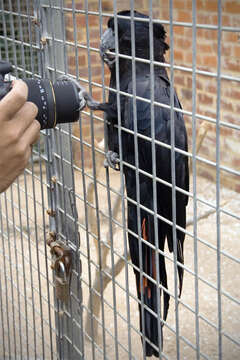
left=64, top=0, right=240, bottom=191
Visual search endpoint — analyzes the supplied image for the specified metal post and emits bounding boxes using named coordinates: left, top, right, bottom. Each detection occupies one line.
left=37, top=1, right=83, bottom=358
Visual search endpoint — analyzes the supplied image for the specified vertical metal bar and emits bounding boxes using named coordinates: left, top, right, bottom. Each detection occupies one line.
left=148, top=1, right=163, bottom=356
left=68, top=3, right=85, bottom=357
left=23, top=172, right=38, bottom=359
left=44, top=126, right=62, bottom=355
left=17, top=6, right=37, bottom=358
left=56, top=0, right=69, bottom=253
left=30, top=156, right=46, bottom=358
left=98, top=5, right=123, bottom=360
left=216, top=1, right=222, bottom=358
left=16, top=178, right=30, bottom=359
left=34, top=3, right=55, bottom=358
left=0, top=197, right=11, bottom=358
left=71, top=2, right=89, bottom=357
left=44, top=131, right=62, bottom=357
left=84, top=1, right=107, bottom=357
left=16, top=0, right=26, bottom=78
left=25, top=0, right=37, bottom=76
left=55, top=3, right=73, bottom=356
left=26, top=0, right=46, bottom=357
left=78, top=114, right=95, bottom=360
left=129, top=5, right=147, bottom=358
left=191, top=0, right=200, bottom=358
left=9, top=185, right=23, bottom=359
left=0, top=269, right=6, bottom=358
left=4, top=191, right=18, bottom=359
left=110, top=4, right=133, bottom=359
left=101, top=6, right=121, bottom=350
left=0, top=0, right=9, bottom=62
left=38, top=142, right=55, bottom=360
left=105, top=144, right=120, bottom=360
left=0, top=3, right=12, bottom=354
left=102, top=22, right=120, bottom=353
left=7, top=0, right=18, bottom=77
left=98, top=0, right=108, bottom=147
left=169, top=0, right=180, bottom=358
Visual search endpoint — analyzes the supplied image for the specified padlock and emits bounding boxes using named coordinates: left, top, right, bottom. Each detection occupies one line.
left=55, top=260, right=71, bottom=304
left=49, top=239, right=73, bottom=304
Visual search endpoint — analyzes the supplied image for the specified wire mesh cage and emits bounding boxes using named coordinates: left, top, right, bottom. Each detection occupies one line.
left=0, top=1, right=239, bottom=359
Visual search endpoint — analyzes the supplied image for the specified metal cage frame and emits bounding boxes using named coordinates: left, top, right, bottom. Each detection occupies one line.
left=0, top=1, right=239, bottom=359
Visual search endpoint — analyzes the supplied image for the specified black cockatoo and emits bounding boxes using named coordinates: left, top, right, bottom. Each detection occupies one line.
left=87, top=10, right=189, bottom=357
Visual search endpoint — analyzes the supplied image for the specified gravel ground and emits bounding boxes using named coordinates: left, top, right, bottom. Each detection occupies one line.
left=0, top=169, right=239, bottom=360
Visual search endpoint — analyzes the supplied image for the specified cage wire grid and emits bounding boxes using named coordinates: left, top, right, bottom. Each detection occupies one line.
left=0, top=1, right=240, bottom=360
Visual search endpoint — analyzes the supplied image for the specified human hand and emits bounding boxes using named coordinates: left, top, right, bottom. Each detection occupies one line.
left=0, top=80, right=40, bottom=193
